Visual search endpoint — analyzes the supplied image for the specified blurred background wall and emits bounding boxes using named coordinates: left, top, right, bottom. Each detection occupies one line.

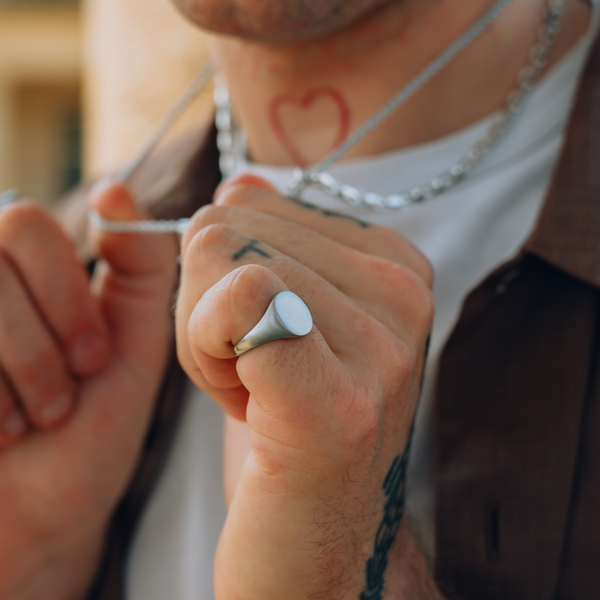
left=0, top=0, right=213, bottom=205
left=84, top=0, right=213, bottom=179
left=0, top=0, right=81, bottom=205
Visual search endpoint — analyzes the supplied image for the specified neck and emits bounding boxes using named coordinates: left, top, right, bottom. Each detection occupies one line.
left=210, top=0, right=590, bottom=168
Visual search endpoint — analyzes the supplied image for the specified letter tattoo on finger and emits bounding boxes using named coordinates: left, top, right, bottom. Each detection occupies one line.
left=286, top=195, right=370, bottom=229
left=232, top=238, right=272, bottom=262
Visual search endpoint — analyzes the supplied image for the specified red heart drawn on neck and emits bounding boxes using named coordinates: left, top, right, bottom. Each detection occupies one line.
left=269, top=87, right=351, bottom=168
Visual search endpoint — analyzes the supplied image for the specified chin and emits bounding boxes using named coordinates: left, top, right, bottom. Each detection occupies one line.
left=170, top=0, right=391, bottom=44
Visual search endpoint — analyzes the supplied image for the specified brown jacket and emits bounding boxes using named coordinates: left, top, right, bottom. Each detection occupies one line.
left=75, top=30, right=600, bottom=600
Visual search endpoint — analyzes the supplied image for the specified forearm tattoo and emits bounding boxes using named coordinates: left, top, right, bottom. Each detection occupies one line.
left=286, top=195, right=370, bottom=229
left=359, top=338, right=429, bottom=599
left=232, top=238, right=272, bottom=261
left=359, top=434, right=412, bottom=600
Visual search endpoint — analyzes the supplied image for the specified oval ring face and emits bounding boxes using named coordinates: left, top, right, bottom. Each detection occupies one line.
left=274, top=291, right=313, bottom=336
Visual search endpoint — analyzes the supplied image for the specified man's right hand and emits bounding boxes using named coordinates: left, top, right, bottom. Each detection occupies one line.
left=0, top=182, right=179, bottom=600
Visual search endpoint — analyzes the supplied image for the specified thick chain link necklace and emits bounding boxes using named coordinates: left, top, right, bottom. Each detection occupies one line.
left=90, top=0, right=565, bottom=234
left=217, top=0, right=565, bottom=211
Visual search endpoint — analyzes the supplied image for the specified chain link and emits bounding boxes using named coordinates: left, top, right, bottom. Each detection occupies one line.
left=216, top=0, right=564, bottom=211
left=89, top=0, right=564, bottom=232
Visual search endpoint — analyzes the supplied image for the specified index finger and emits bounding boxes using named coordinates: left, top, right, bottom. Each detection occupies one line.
left=0, top=200, right=109, bottom=376
left=214, top=177, right=433, bottom=287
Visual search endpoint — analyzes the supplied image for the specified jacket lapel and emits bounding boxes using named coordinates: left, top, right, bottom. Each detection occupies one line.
left=435, top=28, right=600, bottom=600
left=435, top=256, right=599, bottom=600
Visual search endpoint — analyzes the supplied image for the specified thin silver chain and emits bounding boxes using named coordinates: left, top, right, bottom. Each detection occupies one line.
left=216, top=0, right=513, bottom=180
left=118, top=60, right=217, bottom=183
left=88, top=209, right=191, bottom=234
left=88, top=61, right=217, bottom=235
left=89, top=0, right=564, bottom=233
left=218, top=0, right=565, bottom=211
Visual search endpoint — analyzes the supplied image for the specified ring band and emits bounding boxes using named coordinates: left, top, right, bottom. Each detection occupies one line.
left=0, top=189, right=20, bottom=209
left=233, top=291, right=313, bottom=356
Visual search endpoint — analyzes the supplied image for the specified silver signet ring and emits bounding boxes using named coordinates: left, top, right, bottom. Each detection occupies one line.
left=233, top=291, right=313, bottom=357
left=0, top=189, right=21, bottom=209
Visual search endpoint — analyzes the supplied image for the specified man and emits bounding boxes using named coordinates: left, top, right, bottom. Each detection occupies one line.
left=0, top=0, right=597, bottom=599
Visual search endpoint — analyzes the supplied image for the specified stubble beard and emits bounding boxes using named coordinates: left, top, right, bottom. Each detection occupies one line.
left=170, top=0, right=398, bottom=44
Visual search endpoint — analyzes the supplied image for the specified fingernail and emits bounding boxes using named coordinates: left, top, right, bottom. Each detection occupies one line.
left=2, top=411, right=25, bottom=437
left=39, top=392, right=72, bottom=425
left=214, top=174, right=276, bottom=203
left=69, top=332, right=107, bottom=373
left=89, top=176, right=119, bottom=199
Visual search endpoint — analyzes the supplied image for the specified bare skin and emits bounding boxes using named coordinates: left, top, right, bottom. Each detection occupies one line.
left=170, top=0, right=396, bottom=43
left=0, top=1, right=592, bottom=599
left=0, top=185, right=179, bottom=600
left=177, top=176, right=439, bottom=600
left=175, top=1, right=591, bottom=599
left=208, top=0, right=591, bottom=166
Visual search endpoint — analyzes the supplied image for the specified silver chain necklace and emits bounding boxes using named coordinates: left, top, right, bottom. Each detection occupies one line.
left=90, top=0, right=565, bottom=234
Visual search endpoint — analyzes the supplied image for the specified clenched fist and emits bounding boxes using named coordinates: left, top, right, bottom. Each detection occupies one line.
left=176, top=175, right=440, bottom=600
left=0, top=182, right=178, bottom=600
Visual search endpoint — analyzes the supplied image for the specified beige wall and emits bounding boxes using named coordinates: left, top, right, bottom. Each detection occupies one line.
left=0, top=5, right=81, bottom=204
left=84, top=0, right=214, bottom=178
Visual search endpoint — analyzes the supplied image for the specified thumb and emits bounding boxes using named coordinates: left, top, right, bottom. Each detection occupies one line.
left=89, top=180, right=179, bottom=363
left=90, top=179, right=178, bottom=278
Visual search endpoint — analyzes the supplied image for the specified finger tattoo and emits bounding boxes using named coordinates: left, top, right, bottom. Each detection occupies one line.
left=285, top=196, right=370, bottom=229
left=232, top=238, right=272, bottom=262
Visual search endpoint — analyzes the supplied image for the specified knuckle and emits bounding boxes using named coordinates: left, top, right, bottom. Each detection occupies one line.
left=376, top=325, right=417, bottom=380
left=393, top=337, right=418, bottom=379
left=375, top=227, right=434, bottom=286
left=376, top=258, right=434, bottom=333
left=12, top=350, right=63, bottom=389
left=184, top=223, right=236, bottom=268
left=360, top=312, right=419, bottom=399
left=195, top=222, right=236, bottom=250
left=229, top=264, right=278, bottom=300
left=187, top=204, right=230, bottom=237
left=215, top=184, right=256, bottom=207
left=373, top=226, right=412, bottom=259
left=369, top=256, right=412, bottom=293
left=374, top=225, right=403, bottom=249
left=0, top=403, right=25, bottom=444
left=336, top=391, right=380, bottom=456
left=412, top=253, right=434, bottom=288
left=409, top=278, right=435, bottom=334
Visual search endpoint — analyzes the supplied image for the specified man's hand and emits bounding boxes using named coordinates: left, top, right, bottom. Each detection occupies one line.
left=176, top=176, right=439, bottom=600
left=0, top=183, right=178, bottom=600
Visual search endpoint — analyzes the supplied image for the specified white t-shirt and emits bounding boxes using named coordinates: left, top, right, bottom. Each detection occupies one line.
left=127, top=9, right=600, bottom=599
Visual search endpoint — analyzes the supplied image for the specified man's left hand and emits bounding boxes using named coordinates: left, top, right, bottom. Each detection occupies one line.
left=176, top=176, right=435, bottom=600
